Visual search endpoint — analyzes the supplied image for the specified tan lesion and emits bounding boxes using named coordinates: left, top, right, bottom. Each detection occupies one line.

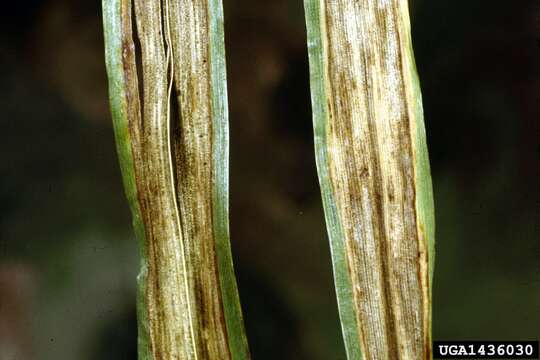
left=117, top=0, right=230, bottom=358
left=321, top=0, right=429, bottom=358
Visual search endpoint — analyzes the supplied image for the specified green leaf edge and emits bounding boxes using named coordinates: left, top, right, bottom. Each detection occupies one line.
left=102, top=1, right=152, bottom=358
left=208, top=0, right=251, bottom=358
left=302, top=1, right=364, bottom=359
left=404, top=14, right=436, bottom=338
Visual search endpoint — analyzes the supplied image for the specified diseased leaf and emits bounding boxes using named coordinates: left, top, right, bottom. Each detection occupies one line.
left=102, top=0, right=250, bottom=358
left=303, top=0, right=436, bottom=358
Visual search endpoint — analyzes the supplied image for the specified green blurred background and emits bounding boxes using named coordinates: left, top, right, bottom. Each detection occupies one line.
left=1, top=1, right=539, bottom=359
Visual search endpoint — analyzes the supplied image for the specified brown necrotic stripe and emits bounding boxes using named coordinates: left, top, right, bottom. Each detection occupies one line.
left=321, top=0, right=428, bottom=358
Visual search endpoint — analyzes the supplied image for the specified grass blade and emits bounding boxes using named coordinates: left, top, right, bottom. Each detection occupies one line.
left=303, top=0, right=436, bottom=358
left=102, top=0, right=250, bottom=358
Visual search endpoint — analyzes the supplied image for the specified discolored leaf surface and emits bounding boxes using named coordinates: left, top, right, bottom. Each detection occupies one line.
left=303, top=0, right=435, bottom=359
left=103, top=0, right=249, bottom=358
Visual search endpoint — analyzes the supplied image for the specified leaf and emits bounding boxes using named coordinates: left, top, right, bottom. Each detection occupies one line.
left=102, top=0, right=250, bottom=358
left=303, top=0, right=436, bottom=358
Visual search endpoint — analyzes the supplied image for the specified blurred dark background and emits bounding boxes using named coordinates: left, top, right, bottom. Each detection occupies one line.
left=1, top=1, right=539, bottom=359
